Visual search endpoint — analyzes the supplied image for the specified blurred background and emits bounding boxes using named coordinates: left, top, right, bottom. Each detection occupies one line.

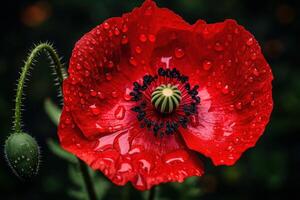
left=0, top=0, right=299, bottom=199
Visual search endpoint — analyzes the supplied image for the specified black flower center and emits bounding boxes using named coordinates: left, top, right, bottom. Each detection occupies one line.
left=130, top=68, right=200, bottom=137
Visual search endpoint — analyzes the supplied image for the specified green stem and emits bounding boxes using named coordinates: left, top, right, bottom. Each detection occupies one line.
left=12, top=42, right=97, bottom=200
left=78, top=159, right=97, bottom=200
left=12, top=43, right=65, bottom=133
left=148, top=186, right=156, bottom=200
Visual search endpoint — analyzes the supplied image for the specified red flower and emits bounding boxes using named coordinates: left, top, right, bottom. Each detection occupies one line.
left=58, top=0, right=273, bottom=190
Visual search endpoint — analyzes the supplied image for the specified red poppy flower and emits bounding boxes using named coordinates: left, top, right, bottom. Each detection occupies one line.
left=58, top=0, right=273, bottom=190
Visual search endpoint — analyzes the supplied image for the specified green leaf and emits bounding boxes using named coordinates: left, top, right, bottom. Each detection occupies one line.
left=44, top=98, right=61, bottom=125
left=47, top=139, right=77, bottom=163
left=67, top=164, right=110, bottom=200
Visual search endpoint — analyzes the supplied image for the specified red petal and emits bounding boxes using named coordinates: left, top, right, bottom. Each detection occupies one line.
left=60, top=0, right=204, bottom=190
left=63, top=0, right=191, bottom=139
left=58, top=110, right=204, bottom=190
left=179, top=20, right=273, bottom=166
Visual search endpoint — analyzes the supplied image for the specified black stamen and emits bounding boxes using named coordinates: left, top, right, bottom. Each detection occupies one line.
left=185, top=83, right=191, bottom=91
left=158, top=68, right=166, bottom=76
left=130, top=68, right=200, bottom=137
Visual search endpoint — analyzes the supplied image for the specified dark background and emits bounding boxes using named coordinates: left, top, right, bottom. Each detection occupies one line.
left=0, top=0, right=299, bottom=199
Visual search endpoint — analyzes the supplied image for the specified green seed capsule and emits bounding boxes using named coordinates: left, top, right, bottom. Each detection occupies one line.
left=151, top=84, right=182, bottom=113
left=4, top=133, right=40, bottom=179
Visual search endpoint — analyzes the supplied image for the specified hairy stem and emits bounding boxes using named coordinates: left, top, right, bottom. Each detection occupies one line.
left=13, top=43, right=66, bottom=133
left=12, top=42, right=97, bottom=200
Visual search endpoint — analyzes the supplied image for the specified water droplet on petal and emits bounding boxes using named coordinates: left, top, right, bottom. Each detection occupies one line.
left=145, top=6, right=153, bottom=16
left=139, top=159, right=151, bottom=173
left=128, top=147, right=141, bottom=155
left=114, top=106, right=126, bottom=120
left=118, top=163, right=132, bottom=173
left=90, top=90, right=97, bottom=97
left=174, top=48, right=185, bottom=58
left=90, top=104, right=100, bottom=115
left=253, top=68, right=260, bottom=76
left=111, top=91, right=118, bottom=98
left=117, top=132, right=130, bottom=155
left=190, top=115, right=199, bottom=127
left=148, top=34, right=156, bottom=42
left=121, top=35, right=128, bottom=44
left=123, top=88, right=132, bottom=101
left=103, top=22, right=110, bottom=30
left=129, top=57, right=137, bottom=66
left=246, top=37, right=254, bottom=46
left=95, top=123, right=106, bottom=133
left=122, top=24, right=128, bottom=33
left=98, top=91, right=105, bottom=100
left=214, top=42, right=224, bottom=51
left=94, top=132, right=119, bottom=151
left=251, top=52, right=257, bottom=60
left=114, top=27, right=120, bottom=36
left=76, top=64, right=82, bottom=70
left=203, top=60, right=212, bottom=70
left=235, top=102, right=242, bottom=110
left=108, top=60, right=114, bottom=68
left=105, top=73, right=112, bottom=81
left=135, top=46, right=142, bottom=54
left=222, top=85, right=229, bottom=94
left=139, top=34, right=147, bottom=42
left=164, top=150, right=189, bottom=165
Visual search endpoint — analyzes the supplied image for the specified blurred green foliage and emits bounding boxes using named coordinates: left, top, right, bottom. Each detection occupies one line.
left=0, top=0, right=299, bottom=199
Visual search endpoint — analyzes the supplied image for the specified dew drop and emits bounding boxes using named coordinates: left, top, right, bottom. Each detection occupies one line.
left=202, top=60, right=212, bottom=70
left=246, top=37, right=254, bottom=46
left=253, top=68, right=260, bottom=77
left=122, top=24, right=128, bottom=33
left=98, top=91, right=105, bottom=100
left=121, top=35, right=128, bottom=44
left=135, top=46, right=142, bottom=54
left=123, top=88, right=132, bottom=101
left=105, top=73, right=112, bottom=81
left=107, top=60, right=114, bottom=68
left=190, top=115, right=199, bottom=127
left=214, top=42, right=224, bottom=51
left=84, top=70, right=90, bottom=77
left=251, top=52, right=257, bottom=60
left=145, top=5, right=153, bottom=16
left=90, top=104, right=100, bottom=115
left=139, top=159, right=151, bottom=173
left=222, top=85, right=229, bottom=94
left=94, top=132, right=119, bottom=151
left=114, top=27, right=120, bottom=36
left=90, top=90, right=97, bottom=97
left=148, top=34, right=156, bottom=42
left=118, top=132, right=130, bottom=155
left=139, top=34, right=147, bottom=42
left=76, top=64, right=82, bottom=70
left=164, top=150, right=189, bottom=165
left=174, top=48, right=185, bottom=58
left=129, top=57, right=137, bottom=66
left=118, top=163, right=132, bottom=173
left=111, top=91, right=118, bottom=98
left=235, top=102, right=242, bottom=110
left=114, top=106, right=126, bottom=120
left=95, top=123, right=106, bottom=133
left=103, top=22, right=110, bottom=30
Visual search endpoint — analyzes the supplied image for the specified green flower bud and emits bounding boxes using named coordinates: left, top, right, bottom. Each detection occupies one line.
left=4, top=133, right=40, bottom=179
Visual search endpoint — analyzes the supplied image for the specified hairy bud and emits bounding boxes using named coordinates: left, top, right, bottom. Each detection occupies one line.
left=4, top=133, right=40, bottom=179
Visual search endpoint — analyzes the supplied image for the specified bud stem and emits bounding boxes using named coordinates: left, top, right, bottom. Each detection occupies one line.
left=11, top=42, right=97, bottom=200
left=13, top=43, right=66, bottom=133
